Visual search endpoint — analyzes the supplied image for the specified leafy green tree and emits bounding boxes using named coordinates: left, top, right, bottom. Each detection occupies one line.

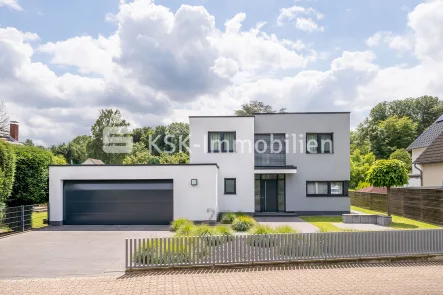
left=123, top=143, right=156, bottom=164
left=357, top=96, right=443, bottom=147
left=350, top=149, right=376, bottom=189
left=166, top=122, right=189, bottom=154
left=389, top=149, right=412, bottom=172
left=69, top=135, right=91, bottom=164
left=350, top=130, right=370, bottom=154
left=148, top=125, right=168, bottom=156
left=369, top=116, right=417, bottom=159
left=234, top=101, right=286, bottom=116
left=88, top=109, right=130, bottom=164
left=8, top=145, right=52, bottom=206
left=366, top=159, right=409, bottom=216
left=0, top=141, right=16, bottom=204
left=51, top=154, right=67, bottom=165
left=23, top=139, right=34, bottom=146
left=132, top=127, right=154, bottom=144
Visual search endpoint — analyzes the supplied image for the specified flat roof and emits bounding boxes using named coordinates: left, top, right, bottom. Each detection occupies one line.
left=189, top=112, right=351, bottom=119
left=50, top=163, right=219, bottom=168
left=189, top=116, right=254, bottom=118
left=253, top=112, right=351, bottom=115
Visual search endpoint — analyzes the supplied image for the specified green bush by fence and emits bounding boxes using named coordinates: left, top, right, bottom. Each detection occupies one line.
left=0, top=141, right=16, bottom=204
left=7, top=145, right=52, bottom=207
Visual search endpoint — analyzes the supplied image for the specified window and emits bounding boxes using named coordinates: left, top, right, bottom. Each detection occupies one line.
left=306, top=181, right=346, bottom=196
left=224, top=178, right=236, bottom=194
left=209, top=132, right=235, bottom=153
left=306, top=133, right=333, bottom=154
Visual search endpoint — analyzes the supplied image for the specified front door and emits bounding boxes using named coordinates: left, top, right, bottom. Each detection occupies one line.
left=261, top=180, right=278, bottom=212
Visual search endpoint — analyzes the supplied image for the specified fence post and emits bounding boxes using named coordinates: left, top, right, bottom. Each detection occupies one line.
left=21, top=205, right=24, bottom=232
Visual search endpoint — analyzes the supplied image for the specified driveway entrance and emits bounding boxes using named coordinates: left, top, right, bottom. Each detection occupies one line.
left=0, top=225, right=172, bottom=279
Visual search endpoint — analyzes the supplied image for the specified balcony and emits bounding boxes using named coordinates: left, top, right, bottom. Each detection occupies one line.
left=254, top=134, right=286, bottom=167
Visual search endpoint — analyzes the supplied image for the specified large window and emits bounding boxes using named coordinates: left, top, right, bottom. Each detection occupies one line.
left=224, top=178, right=236, bottom=195
left=208, top=132, right=235, bottom=153
left=254, top=134, right=286, bottom=166
left=306, top=181, right=346, bottom=196
left=306, top=133, right=333, bottom=154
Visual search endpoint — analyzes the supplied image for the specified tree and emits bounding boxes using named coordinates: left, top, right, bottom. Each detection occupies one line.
left=0, top=100, right=9, bottom=133
left=366, top=159, right=409, bottom=216
left=69, top=135, right=91, bottom=164
left=122, top=143, right=157, bottom=164
left=357, top=96, right=443, bottom=146
left=369, top=116, right=417, bottom=159
left=23, top=139, right=34, bottom=146
left=0, top=141, right=16, bottom=204
left=51, top=154, right=67, bottom=165
left=148, top=125, right=168, bottom=156
left=234, top=101, right=286, bottom=116
left=389, top=149, right=412, bottom=172
left=350, top=149, right=376, bottom=189
left=166, top=122, right=189, bottom=154
left=132, top=127, right=154, bottom=144
left=88, top=109, right=130, bottom=164
left=8, top=145, right=52, bottom=206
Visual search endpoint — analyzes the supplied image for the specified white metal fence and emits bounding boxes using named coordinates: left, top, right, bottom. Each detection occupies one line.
left=126, top=230, right=443, bottom=269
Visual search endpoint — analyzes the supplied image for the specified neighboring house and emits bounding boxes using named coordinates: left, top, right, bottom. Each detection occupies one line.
left=407, top=115, right=443, bottom=187
left=82, top=158, right=104, bottom=165
left=49, top=112, right=351, bottom=226
left=0, top=121, right=22, bottom=145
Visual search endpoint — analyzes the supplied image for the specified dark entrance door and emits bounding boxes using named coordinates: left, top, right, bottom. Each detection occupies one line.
left=261, top=180, right=278, bottom=212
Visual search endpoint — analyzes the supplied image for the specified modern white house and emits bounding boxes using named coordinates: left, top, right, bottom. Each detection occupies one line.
left=49, top=112, right=351, bottom=225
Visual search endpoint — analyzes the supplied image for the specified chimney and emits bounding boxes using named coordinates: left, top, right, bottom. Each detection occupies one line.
left=10, top=121, right=19, bottom=142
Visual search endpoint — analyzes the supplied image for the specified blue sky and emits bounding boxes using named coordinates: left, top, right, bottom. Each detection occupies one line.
left=0, top=0, right=442, bottom=145
left=1, top=0, right=421, bottom=68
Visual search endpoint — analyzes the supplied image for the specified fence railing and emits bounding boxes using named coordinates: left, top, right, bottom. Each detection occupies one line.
left=126, top=230, right=443, bottom=269
left=0, top=205, right=48, bottom=236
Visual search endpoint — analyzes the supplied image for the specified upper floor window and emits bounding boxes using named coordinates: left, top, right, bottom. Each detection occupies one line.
left=306, top=133, right=333, bottom=154
left=208, top=132, right=235, bottom=153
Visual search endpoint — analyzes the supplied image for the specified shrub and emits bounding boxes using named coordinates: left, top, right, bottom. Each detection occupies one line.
left=232, top=216, right=256, bottom=232
left=0, top=141, right=16, bottom=204
left=356, top=181, right=371, bottom=190
left=135, top=239, right=208, bottom=264
left=192, top=224, right=217, bottom=236
left=170, top=218, right=193, bottom=232
left=249, top=224, right=275, bottom=235
left=215, top=225, right=233, bottom=236
left=274, top=225, right=298, bottom=234
left=8, top=145, right=52, bottom=206
left=220, top=212, right=236, bottom=224
left=176, top=223, right=195, bottom=236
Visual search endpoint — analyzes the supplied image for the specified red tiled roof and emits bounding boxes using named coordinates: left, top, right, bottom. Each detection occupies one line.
left=356, top=186, right=387, bottom=194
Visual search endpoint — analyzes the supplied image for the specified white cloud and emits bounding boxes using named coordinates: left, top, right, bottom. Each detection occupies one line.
left=2, top=0, right=443, bottom=145
left=0, top=0, right=22, bottom=11
left=295, top=18, right=325, bottom=32
left=366, top=31, right=413, bottom=52
left=277, top=4, right=324, bottom=32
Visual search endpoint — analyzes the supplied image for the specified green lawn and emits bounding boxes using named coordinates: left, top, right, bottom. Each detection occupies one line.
left=301, top=207, right=441, bottom=233
left=300, top=216, right=358, bottom=232
left=31, top=211, right=48, bottom=229
left=351, top=206, right=440, bottom=230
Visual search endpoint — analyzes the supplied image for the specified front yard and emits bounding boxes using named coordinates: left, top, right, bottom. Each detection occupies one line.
left=300, top=206, right=441, bottom=232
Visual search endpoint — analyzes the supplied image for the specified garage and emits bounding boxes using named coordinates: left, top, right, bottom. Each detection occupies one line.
left=63, top=180, right=173, bottom=225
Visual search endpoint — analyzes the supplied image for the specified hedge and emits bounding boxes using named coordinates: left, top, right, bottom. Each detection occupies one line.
left=7, top=145, right=52, bottom=206
left=0, top=141, right=16, bottom=204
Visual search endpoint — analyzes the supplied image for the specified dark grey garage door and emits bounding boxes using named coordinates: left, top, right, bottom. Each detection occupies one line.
left=63, top=180, right=173, bottom=225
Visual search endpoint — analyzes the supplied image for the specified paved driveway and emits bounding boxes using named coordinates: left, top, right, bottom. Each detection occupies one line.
left=0, top=225, right=172, bottom=279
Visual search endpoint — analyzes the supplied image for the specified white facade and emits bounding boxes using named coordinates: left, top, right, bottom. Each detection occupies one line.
left=48, top=112, right=351, bottom=225
left=49, top=165, right=218, bottom=223
left=190, top=116, right=255, bottom=213
left=408, top=147, right=426, bottom=187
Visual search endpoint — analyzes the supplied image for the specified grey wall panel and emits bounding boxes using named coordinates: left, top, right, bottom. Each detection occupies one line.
left=63, top=180, right=173, bottom=225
